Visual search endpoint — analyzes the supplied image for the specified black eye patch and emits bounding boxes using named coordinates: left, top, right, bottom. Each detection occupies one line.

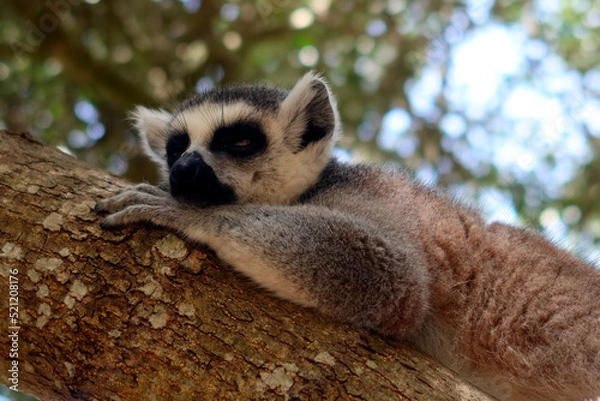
left=166, top=131, right=190, bottom=168
left=210, top=121, right=267, bottom=159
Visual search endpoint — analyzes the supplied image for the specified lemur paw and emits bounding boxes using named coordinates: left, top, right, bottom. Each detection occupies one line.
left=99, top=205, right=167, bottom=229
left=96, top=184, right=175, bottom=229
left=111, top=183, right=166, bottom=197
left=95, top=184, right=171, bottom=213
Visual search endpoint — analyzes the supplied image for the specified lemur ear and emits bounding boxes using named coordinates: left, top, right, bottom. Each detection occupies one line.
left=278, top=71, right=341, bottom=152
left=130, top=106, right=172, bottom=168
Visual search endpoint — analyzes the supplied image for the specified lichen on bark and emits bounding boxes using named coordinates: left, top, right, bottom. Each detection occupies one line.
left=0, top=130, right=494, bottom=401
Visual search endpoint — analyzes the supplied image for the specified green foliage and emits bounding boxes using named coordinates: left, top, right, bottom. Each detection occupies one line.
left=1, top=0, right=599, bottom=260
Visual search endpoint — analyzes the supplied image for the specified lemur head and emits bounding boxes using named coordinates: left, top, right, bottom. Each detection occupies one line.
left=132, top=72, right=341, bottom=206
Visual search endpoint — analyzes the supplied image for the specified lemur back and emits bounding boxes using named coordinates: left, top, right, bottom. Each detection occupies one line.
left=96, top=72, right=600, bottom=401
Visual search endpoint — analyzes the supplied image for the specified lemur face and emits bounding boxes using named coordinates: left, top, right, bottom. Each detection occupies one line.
left=132, top=72, right=341, bottom=206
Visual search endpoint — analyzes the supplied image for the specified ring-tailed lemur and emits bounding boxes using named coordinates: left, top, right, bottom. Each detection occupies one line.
left=96, top=72, right=600, bottom=401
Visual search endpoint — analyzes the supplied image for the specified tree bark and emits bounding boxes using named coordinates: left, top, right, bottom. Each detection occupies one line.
left=0, top=130, right=494, bottom=401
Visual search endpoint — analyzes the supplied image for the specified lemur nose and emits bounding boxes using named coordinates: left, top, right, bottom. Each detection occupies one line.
left=170, top=152, right=205, bottom=184
left=169, top=151, right=237, bottom=206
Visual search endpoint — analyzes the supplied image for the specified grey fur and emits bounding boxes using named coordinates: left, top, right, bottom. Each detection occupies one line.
left=178, top=84, right=287, bottom=113
left=96, top=72, right=600, bottom=401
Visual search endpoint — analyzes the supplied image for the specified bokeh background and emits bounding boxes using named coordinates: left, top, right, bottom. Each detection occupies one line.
left=3, top=0, right=600, bottom=250
left=1, top=0, right=600, bottom=399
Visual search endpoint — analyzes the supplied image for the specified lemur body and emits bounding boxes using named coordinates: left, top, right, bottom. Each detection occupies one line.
left=96, top=72, right=600, bottom=401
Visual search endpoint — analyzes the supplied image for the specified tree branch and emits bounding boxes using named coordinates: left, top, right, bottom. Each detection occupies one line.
left=0, top=129, right=494, bottom=400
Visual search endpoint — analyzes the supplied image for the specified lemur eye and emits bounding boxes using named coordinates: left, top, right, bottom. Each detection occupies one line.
left=166, top=131, right=190, bottom=168
left=231, top=139, right=251, bottom=148
left=210, top=122, right=267, bottom=159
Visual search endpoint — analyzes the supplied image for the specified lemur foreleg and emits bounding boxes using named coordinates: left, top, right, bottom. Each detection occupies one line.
left=96, top=185, right=430, bottom=337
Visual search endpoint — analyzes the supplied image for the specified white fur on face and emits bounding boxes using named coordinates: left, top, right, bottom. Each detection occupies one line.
left=167, top=98, right=335, bottom=206
left=132, top=71, right=341, bottom=206
left=172, top=102, right=260, bottom=147
left=131, top=106, right=173, bottom=169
